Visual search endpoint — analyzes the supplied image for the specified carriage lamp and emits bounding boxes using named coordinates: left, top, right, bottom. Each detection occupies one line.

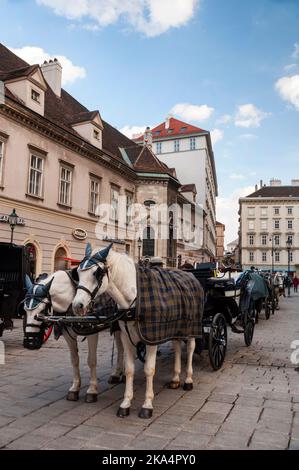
left=8, top=208, right=18, bottom=244
left=137, top=237, right=142, bottom=261
left=286, top=237, right=292, bottom=297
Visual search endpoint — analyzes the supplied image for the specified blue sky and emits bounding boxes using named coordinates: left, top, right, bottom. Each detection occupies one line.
left=1, top=0, right=299, bottom=243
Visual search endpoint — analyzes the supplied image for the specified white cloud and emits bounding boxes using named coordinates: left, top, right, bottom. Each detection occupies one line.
left=234, top=104, right=270, bottom=128
left=170, top=103, right=214, bottom=122
left=9, top=46, right=86, bottom=85
left=229, top=173, right=245, bottom=180
left=210, top=128, right=224, bottom=145
left=284, top=63, right=297, bottom=72
left=239, top=133, right=258, bottom=140
left=217, top=114, right=232, bottom=125
left=120, top=125, right=147, bottom=139
left=292, top=42, right=299, bottom=59
left=217, top=185, right=255, bottom=245
left=275, top=74, right=299, bottom=110
left=36, top=0, right=199, bottom=37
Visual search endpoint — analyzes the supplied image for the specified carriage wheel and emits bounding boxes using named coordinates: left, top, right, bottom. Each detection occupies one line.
left=208, top=313, right=227, bottom=371
left=244, top=299, right=255, bottom=347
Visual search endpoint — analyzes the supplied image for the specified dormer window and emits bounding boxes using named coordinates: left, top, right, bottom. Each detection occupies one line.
left=93, top=129, right=100, bottom=140
left=31, top=89, right=41, bottom=103
left=167, top=129, right=174, bottom=134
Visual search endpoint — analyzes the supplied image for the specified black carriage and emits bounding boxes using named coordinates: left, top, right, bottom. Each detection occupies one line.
left=0, top=242, right=30, bottom=336
left=189, top=264, right=259, bottom=371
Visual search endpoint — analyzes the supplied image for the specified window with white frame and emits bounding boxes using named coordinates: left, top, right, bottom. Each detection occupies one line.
left=287, top=220, right=293, bottom=230
left=126, top=192, right=133, bottom=225
left=287, top=207, right=293, bottom=215
left=275, top=251, right=280, bottom=262
left=156, top=142, right=162, bottom=154
left=289, top=252, right=293, bottom=262
left=261, top=220, right=267, bottom=230
left=274, top=207, right=280, bottom=215
left=190, top=137, right=196, bottom=150
left=59, top=165, right=72, bottom=206
left=249, top=235, right=254, bottom=246
left=274, top=219, right=280, bottom=230
left=89, top=177, right=100, bottom=214
left=93, top=129, right=100, bottom=141
left=249, top=251, right=254, bottom=262
left=174, top=140, right=180, bottom=152
left=287, top=235, right=293, bottom=245
left=111, top=186, right=119, bottom=221
left=248, top=221, right=255, bottom=230
left=261, top=207, right=268, bottom=216
left=262, top=252, right=267, bottom=262
left=31, top=89, right=40, bottom=103
left=261, top=235, right=267, bottom=245
left=28, top=154, right=43, bottom=197
left=0, top=141, right=4, bottom=183
left=274, top=235, right=280, bottom=246
left=248, top=207, right=255, bottom=216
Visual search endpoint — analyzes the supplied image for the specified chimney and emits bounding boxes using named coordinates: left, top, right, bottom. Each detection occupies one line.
left=291, top=179, right=299, bottom=186
left=165, top=114, right=172, bottom=130
left=143, top=126, right=152, bottom=148
left=41, top=58, right=62, bottom=97
left=255, top=184, right=258, bottom=192
left=260, top=180, right=263, bottom=188
left=270, top=179, right=282, bottom=187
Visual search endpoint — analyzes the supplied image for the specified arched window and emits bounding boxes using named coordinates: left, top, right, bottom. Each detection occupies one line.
left=25, top=243, right=37, bottom=280
left=142, top=226, right=155, bottom=257
left=54, top=246, right=68, bottom=271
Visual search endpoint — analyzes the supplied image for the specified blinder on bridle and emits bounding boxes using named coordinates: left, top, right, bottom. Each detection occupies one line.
left=76, top=263, right=108, bottom=301
left=23, top=279, right=53, bottom=350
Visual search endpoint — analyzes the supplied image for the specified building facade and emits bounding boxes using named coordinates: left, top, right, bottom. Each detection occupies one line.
left=239, top=180, right=299, bottom=274
left=133, top=117, right=218, bottom=262
left=0, top=44, right=199, bottom=276
left=216, top=221, right=225, bottom=262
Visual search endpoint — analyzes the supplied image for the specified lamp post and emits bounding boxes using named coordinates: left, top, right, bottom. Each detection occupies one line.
left=8, top=208, right=18, bottom=244
left=286, top=236, right=292, bottom=297
left=137, top=237, right=142, bottom=261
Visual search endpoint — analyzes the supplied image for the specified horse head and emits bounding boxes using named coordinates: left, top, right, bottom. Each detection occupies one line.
left=23, top=275, right=53, bottom=350
left=72, top=243, right=113, bottom=316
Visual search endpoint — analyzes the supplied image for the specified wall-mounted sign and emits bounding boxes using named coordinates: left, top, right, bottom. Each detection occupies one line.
left=0, top=215, right=25, bottom=225
left=72, top=228, right=87, bottom=240
left=102, top=235, right=125, bottom=245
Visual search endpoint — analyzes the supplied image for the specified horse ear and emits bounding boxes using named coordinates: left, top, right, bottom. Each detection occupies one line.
left=42, top=277, right=53, bottom=295
left=85, top=242, right=92, bottom=258
left=96, top=243, right=113, bottom=262
left=25, top=274, right=33, bottom=291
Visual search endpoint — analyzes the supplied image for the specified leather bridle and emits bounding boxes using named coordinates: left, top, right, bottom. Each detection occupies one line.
left=76, top=264, right=109, bottom=301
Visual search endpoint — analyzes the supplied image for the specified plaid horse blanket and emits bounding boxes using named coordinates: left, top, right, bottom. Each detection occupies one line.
left=136, top=266, right=204, bottom=345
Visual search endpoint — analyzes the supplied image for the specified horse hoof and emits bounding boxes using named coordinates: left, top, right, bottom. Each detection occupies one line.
left=117, top=407, right=130, bottom=418
left=139, top=408, right=153, bottom=419
left=183, top=382, right=193, bottom=391
left=66, top=391, right=79, bottom=401
left=108, top=375, right=121, bottom=385
left=85, top=393, right=98, bottom=403
left=166, top=381, right=180, bottom=390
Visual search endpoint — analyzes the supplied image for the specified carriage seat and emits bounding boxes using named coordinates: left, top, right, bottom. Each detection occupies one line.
left=206, top=277, right=236, bottom=290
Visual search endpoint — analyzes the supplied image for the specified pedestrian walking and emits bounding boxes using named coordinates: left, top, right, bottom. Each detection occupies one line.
left=293, top=275, right=299, bottom=293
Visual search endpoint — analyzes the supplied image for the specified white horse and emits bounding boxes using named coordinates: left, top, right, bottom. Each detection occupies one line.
left=72, top=245, right=198, bottom=419
left=24, top=264, right=124, bottom=403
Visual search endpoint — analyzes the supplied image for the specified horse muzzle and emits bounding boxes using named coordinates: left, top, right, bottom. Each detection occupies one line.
left=23, top=325, right=46, bottom=350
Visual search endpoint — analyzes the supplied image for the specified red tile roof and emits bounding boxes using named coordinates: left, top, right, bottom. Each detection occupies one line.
left=180, top=184, right=197, bottom=193
left=134, top=117, right=207, bottom=142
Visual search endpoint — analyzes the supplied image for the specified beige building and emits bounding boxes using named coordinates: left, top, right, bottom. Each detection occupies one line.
left=0, top=44, right=202, bottom=276
left=239, top=179, right=299, bottom=274
left=133, top=117, right=218, bottom=262
left=216, top=221, right=225, bottom=262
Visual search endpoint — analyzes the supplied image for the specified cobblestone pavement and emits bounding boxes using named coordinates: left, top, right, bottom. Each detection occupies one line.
left=0, top=293, right=299, bottom=450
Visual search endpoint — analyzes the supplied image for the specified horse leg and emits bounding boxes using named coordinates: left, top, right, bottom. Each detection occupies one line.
left=139, top=345, right=158, bottom=419
left=62, top=328, right=81, bottom=401
left=108, top=330, right=125, bottom=384
left=183, top=338, right=196, bottom=391
left=167, top=340, right=181, bottom=389
left=117, top=330, right=135, bottom=417
left=85, top=333, right=99, bottom=403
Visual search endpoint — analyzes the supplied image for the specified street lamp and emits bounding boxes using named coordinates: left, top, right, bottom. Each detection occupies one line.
left=286, top=236, right=292, bottom=297
left=137, top=237, right=142, bottom=261
left=8, top=208, right=18, bottom=244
